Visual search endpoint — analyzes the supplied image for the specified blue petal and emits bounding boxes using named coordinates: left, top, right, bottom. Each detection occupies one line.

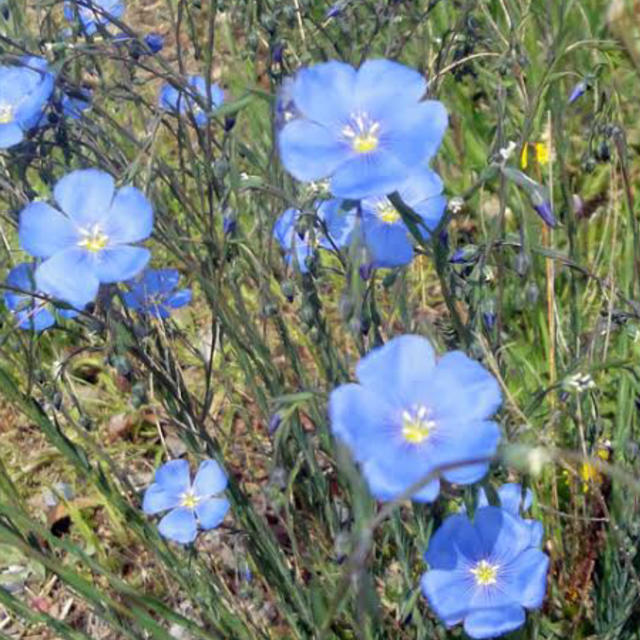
left=317, top=199, right=356, bottom=249
left=355, top=335, right=436, bottom=401
left=54, top=169, right=115, bottom=227
left=439, top=420, right=501, bottom=485
left=426, top=351, right=502, bottom=422
left=290, top=61, right=356, bottom=126
left=329, top=151, right=407, bottom=200
left=195, top=497, right=230, bottom=529
left=193, top=459, right=228, bottom=498
left=480, top=483, right=532, bottom=514
left=142, top=483, right=182, bottom=515
left=154, top=459, right=191, bottom=494
left=103, top=186, right=154, bottom=244
left=159, top=84, right=181, bottom=112
left=361, top=217, right=413, bottom=268
left=527, top=520, right=544, bottom=548
left=6, top=263, right=36, bottom=292
left=463, top=605, right=525, bottom=639
left=474, top=507, right=533, bottom=566
left=0, top=122, right=24, bottom=148
left=382, top=100, right=448, bottom=165
left=15, top=307, right=55, bottom=332
left=328, top=383, right=394, bottom=460
left=421, top=569, right=472, bottom=624
left=278, top=119, right=347, bottom=182
left=424, top=513, right=482, bottom=569
left=158, top=507, right=198, bottom=544
left=92, top=246, right=150, bottom=283
left=166, top=289, right=192, bottom=309
left=362, top=457, right=440, bottom=502
left=35, top=249, right=100, bottom=307
left=503, top=548, right=549, bottom=608
left=355, top=59, right=426, bottom=119
left=13, top=59, right=54, bottom=130
left=19, top=202, right=78, bottom=258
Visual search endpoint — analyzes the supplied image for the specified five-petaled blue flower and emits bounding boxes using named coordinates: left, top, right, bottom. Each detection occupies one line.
left=277, top=59, right=447, bottom=199
left=18, top=168, right=153, bottom=308
left=0, top=56, right=54, bottom=149
left=123, top=268, right=192, bottom=319
left=159, top=76, right=224, bottom=127
left=142, top=459, right=230, bottom=544
left=64, top=0, right=125, bottom=35
left=421, top=505, right=549, bottom=638
left=3, top=263, right=78, bottom=332
left=329, top=335, right=501, bottom=502
left=360, top=168, right=446, bottom=268
left=274, top=199, right=355, bottom=273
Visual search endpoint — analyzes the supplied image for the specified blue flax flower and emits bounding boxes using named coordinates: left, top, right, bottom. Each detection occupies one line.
left=0, top=57, right=54, bottom=149
left=421, top=505, right=549, bottom=638
left=123, top=269, right=192, bottom=319
left=274, top=200, right=355, bottom=273
left=360, top=168, right=446, bottom=268
left=278, top=59, right=447, bottom=199
left=159, top=76, right=224, bottom=127
left=329, top=335, right=501, bottom=502
left=19, top=168, right=153, bottom=308
left=64, top=0, right=124, bottom=35
left=3, top=263, right=78, bottom=331
left=60, top=87, right=92, bottom=119
left=143, top=459, right=230, bottom=544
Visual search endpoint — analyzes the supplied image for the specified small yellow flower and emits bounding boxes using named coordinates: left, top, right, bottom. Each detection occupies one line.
left=520, top=142, right=551, bottom=169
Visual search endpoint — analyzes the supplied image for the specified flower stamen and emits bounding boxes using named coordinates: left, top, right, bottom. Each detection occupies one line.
left=0, top=102, right=14, bottom=125
left=180, top=490, right=200, bottom=509
left=78, top=224, right=109, bottom=253
left=342, top=112, right=380, bottom=154
left=402, top=405, right=436, bottom=444
left=470, top=560, right=499, bottom=586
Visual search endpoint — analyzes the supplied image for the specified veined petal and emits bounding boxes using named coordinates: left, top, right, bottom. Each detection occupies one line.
left=362, top=217, right=413, bottom=268
left=91, top=246, right=150, bottom=283
left=165, top=289, right=192, bottom=309
left=192, top=459, right=228, bottom=498
left=355, top=335, right=436, bottom=400
left=142, top=483, right=182, bottom=515
left=503, top=548, right=549, bottom=609
left=362, top=457, right=440, bottom=502
left=153, top=459, right=191, bottom=495
left=290, top=61, right=356, bottom=126
left=158, top=507, right=198, bottom=544
left=195, top=497, right=230, bottom=529
left=19, top=202, right=78, bottom=258
left=424, top=513, right=482, bottom=569
left=329, top=151, right=407, bottom=200
left=35, top=249, right=99, bottom=307
left=54, top=169, right=115, bottom=227
left=0, top=122, right=24, bottom=148
left=463, top=605, right=525, bottom=639
left=421, top=569, right=472, bottom=623
left=278, top=119, right=346, bottom=182
left=474, top=507, right=533, bottom=566
left=103, top=186, right=153, bottom=244
left=355, top=59, right=427, bottom=117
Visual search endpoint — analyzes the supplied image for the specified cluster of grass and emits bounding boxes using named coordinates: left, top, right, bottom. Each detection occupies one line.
left=1, top=0, right=640, bottom=638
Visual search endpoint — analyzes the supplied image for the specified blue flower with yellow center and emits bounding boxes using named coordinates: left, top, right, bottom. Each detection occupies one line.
left=0, top=56, right=54, bottom=149
left=421, top=505, right=549, bottom=638
left=142, top=459, right=230, bottom=544
left=329, top=335, right=501, bottom=502
left=18, top=168, right=153, bottom=308
left=123, top=268, right=192, bottom=319
left=360, top=168, right=446, bottom=268
left=277, top=59, right=448, bottom=199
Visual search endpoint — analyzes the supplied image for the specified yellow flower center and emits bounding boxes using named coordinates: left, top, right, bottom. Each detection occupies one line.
left=342, top=113, right=380, bottom=155
left=180, top=491, right=200, bottom=509
left=78, top=224, right=109, bottom=253
left=470, top=560, right=499, bottom=586
left=0, top=103, right=14, bottom=125
left=401, top=406, right=435, bottom=444
left=377, top=201, right=401, bottom=224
